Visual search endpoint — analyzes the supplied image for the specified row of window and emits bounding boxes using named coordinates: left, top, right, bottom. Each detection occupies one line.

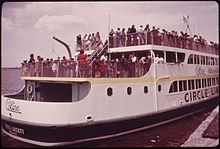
left=107, top=86, right=149, bottom=96
left=169, top=77, right=219, bottom=93
left=188, top=54, right=219, bottom=65
left=153, top=50, right=185, bottom=63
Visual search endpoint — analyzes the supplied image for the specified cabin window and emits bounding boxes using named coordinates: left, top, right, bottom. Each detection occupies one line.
left=169, top=81, right=178, bottom=93
left=107, top=87, right=113, bottom=96
left=207, top=78, right=211, bottom=87
left=166, top=51, right=176, bottom=63
left=188, top=80, right=195, bottom=90
left=202, top=79, right=206, bottom=88
left=179, top=80, right=183, bottom=92
left=213, top=58, right=216, bottom=65
left=194, top=55, right=200, bottom=64
left=144, top=86, right=148, bottom=94
left=127, top=87, right=132, bottom=95
left=191, top=80, right=195, bottom=90
left=201, top=56, right=205, bottom=65
left=212, top=78, right=215, bottom=86
left=210, top=57, right=214, bottom=65
left=196, top=79, right=201, bottom=89
left=187, top=54, right=193, bottom=64
left=183, top=80, right=187, bottom=91
left=177, top=52, right=185, bottom=63
left=206, top=56, right=210, bottom=65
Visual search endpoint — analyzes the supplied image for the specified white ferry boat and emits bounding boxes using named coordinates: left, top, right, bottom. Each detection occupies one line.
left=1, top=26, right=219, bottom=146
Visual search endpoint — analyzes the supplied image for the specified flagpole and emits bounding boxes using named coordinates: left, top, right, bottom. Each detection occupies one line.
left=108, top=13, right=110, bottom=53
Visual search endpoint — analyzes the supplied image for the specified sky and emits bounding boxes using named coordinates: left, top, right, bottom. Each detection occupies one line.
left=1, top=1, right=219, bottom=67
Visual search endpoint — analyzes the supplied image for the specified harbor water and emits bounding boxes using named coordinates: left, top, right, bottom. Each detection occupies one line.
left=1, top=68, right=217, bottom=147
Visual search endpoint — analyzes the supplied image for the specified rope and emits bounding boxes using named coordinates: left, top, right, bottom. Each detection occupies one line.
left=44, top=38, right=59, bottom=59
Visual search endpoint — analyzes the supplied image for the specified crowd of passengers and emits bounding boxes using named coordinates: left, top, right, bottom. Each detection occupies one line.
left=108, top=24, right=219, bottom=54
left=21, top=51, right=166, bottom=78
left=76, top=32, right=108, bottom=51
left=75, top=24, right=218, bottom=55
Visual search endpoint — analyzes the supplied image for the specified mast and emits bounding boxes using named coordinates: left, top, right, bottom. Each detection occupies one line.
left=53, top=36, right=72, bottom=59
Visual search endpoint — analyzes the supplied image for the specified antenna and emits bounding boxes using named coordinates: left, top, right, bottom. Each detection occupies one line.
left=183, top=15, right=192, bottom=36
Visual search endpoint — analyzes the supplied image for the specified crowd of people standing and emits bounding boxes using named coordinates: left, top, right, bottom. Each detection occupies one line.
left=108, top=24, right=219, bottom=55
left=76, top=32, right=104, bottom=51
left=21, top=51, right=155, bottom=78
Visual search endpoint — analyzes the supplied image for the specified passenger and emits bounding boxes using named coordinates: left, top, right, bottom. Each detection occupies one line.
left=52, top=59, right=57, bottom=77
left=128, top=53, right=137, bottom=77
left=144, top=24, right=150, bottom=44
left=151, top=26, right=159, bottom=45
left=116, top=28, right=121, bottom=47
left=138, top=25, right=145, bottom=45
left=115, top=58, right=121, bottom=78
left=82, top=34, right=88, bottom=50
left=49, top=58, right=55, bottom=77
left=99, top=59, right=108, bottom=78
left=95, top=32, right=101, bottom=48
left=100, top=52, right=108, bottom=62
left=56, top=57, right=61, bottom=77
left=28, top=53, right=35, bottom=76
left=60, top=56, right=68, bottom=77
left=69, top=58, right=77, bottom=77
left=158, top=55, right=165, bottom=64
left=91, top=58, right=99, bottom=77
left=126, top=28, right=132, bottom=46
left=35, top=56, right=42, bottom=77
left=43, top=58, right=52, bottom=77
left=77, top=50, right=87, bottom=77
left=91, top=33, right=96, bottom=49
left=155, top=54, right=160, bottom=63
left=86, top=34, right=92, bottom=50
left=121, top=28, right=126, bottom=47
left=146, top=55, right=152, bottom=72
left=28, top=53, right=35, bottom=63
left=109, top=29, right=115, bottom=48
left=76, top=34, right=82, bottom=51
left=157, top=28, right=162, bottom=45
left=138, top=56, right=146, bottom=76
left=130, top=25, right=137, bottom=46
left=120, top=54, right=128, bottom=77
left=21, top=60, right=28, bottom=77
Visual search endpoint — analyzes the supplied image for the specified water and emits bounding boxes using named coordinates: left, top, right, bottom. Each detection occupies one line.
left=1, top=68, right=24, bottom=95
left=1, top=68, right=217, bottom=147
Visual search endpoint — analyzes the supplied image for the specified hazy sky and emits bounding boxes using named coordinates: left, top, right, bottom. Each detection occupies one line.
left=1, top=1, right=218, bottom=67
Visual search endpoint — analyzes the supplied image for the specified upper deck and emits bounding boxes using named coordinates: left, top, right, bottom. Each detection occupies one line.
left=21, top=31, right=219, bottom=80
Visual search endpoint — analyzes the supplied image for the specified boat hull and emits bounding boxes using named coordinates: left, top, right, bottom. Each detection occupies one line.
left=1, top=97, right=218, bottom=146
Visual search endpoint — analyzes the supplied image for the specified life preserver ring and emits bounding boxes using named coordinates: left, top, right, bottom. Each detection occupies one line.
left=27, top=84, right=33, bottom=94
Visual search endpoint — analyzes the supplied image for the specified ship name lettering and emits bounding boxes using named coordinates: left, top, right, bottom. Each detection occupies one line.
left=184, top=89, right=208, bottom=102
left=207, top=68, right=218, bottom=74
left=195, top=66, right=206, bottom=75
left=5, top=124, right=25, bottom=135
left=6, top=98, right=21, bottom=114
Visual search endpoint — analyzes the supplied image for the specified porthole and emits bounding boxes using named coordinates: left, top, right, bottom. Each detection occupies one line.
left=127, top=87, right=132, bottom=95
left=158, top=85, right=162, bottom=92
left=144, top=86, right=148, bottom=94
left=107, top=87, right=113, bottom=96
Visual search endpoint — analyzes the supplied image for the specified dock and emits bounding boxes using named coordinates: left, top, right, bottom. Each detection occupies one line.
left=181, top=106, right=219, bottom=147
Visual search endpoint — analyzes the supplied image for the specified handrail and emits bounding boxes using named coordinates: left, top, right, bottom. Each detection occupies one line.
left=108, top=31, right=219, bottom=55
left=83, top=40, right=96, bottom=51
left=89, top=43, right=108, bottom=67
left=53, top=36, right=72, bottom=59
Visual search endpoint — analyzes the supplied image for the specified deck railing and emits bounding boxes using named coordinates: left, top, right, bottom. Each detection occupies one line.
left=108, top=32, right=219, bottom=55
left=21, top=60, right=152, bottom=78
